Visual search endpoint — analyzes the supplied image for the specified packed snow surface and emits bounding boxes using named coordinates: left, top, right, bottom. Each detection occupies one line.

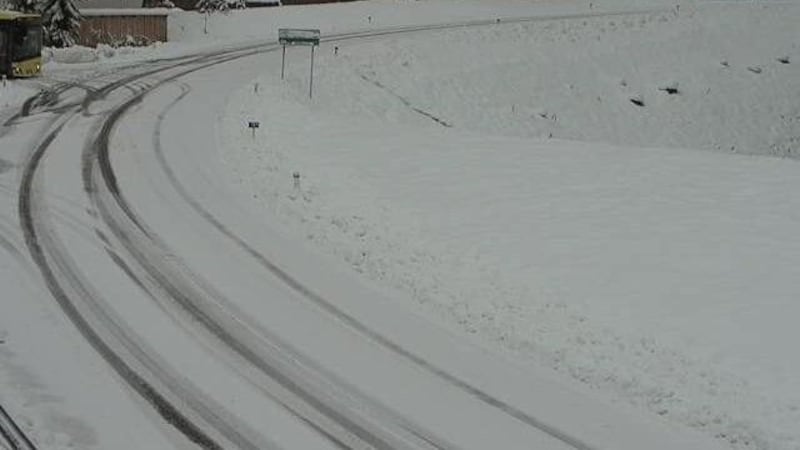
left=220, top=2, right=800, bottom=450
left=0, top=82, right=36, bottom=110
left=1, top=0, right=798, bottom=449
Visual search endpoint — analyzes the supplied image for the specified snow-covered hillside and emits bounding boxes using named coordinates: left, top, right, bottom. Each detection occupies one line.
left=311, top=3, right=799, bottom=158
left=220, top=2, right=800, bottom=450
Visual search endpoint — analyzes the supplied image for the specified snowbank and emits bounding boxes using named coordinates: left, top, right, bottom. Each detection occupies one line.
left=41, top=43, right=166, bottom=71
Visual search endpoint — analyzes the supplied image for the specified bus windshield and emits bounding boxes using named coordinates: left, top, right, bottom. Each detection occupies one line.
left=11, top=23, right=42, bottom=61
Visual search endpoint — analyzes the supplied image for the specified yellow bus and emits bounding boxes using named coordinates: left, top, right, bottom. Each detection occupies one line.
left=0, top=10, right=43, bottom=77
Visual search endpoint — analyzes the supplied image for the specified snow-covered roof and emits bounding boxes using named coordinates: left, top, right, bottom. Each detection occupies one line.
left=80, top=7, right=173, bottom=16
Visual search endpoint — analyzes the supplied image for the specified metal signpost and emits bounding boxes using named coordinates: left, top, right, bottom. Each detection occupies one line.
left=248, top=120, right=260, bottom=138
left=278, top=28, right=321, bottom=99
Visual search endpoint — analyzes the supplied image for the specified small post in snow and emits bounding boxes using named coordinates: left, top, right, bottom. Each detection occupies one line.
left=248, top=120, right=260, bottom=139
left=309, top=45, right=315, bottom=99
left=281, top=44, right=286, bottom=79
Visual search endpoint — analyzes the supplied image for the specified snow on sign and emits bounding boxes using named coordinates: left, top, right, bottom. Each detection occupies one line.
left=278, top=28, right=320, bottom=46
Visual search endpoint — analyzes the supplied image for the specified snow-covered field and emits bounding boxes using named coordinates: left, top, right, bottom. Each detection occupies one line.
left=1, top=0, right=798, bottom=449
left=218, top=2, right=800, bottom=450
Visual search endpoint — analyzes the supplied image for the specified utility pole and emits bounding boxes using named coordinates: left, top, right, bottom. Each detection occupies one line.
left=309, top=45, right=315, bottom=99
left=281, top=44, right=286, bottom=79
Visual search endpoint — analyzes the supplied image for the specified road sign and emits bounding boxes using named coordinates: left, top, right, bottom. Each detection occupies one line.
left=278, top=28, right=320, bottom=46
left=278, top=28, right=321, bottom=98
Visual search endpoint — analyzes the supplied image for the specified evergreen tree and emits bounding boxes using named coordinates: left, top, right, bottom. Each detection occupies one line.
left=42, top=0, right=82, bottom=47
left=9, top=0, right=40, bottom=13
left=196, top=0, right=229, bottom=13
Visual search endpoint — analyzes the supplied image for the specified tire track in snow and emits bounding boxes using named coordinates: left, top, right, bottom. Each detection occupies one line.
left=12, top=8, right=669, bottom=450
left=87, top=54, right=448, bottom=450
left=18, top=108, right=229, bottom=450
left=0, top=403, right=37, bottom=450
left=84, top=46, right=418, bottom=450
left=152, top=80, right=597, bottom=449
left=117, top=12, right=678, bottom=450
left=153, top=8, right=673, bottom=447
left=17, top=52, right=287, bottom=450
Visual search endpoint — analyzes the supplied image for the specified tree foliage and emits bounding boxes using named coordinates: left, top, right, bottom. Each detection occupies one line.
left=8, top=0, right=40, bottom=13
left=196, top=0, right=230, bottom=13
left=42, top=0, right=82, bottom=47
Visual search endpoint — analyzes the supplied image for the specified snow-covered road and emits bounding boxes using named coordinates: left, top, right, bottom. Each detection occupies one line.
left=0, top=7, right=758, bottom=450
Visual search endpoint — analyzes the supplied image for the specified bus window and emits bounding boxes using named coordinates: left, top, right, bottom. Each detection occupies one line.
left=12, top=25, right=41, bottom=61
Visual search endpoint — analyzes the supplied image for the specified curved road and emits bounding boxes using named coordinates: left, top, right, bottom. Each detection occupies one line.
left=3, top=11, right=726, bottom=450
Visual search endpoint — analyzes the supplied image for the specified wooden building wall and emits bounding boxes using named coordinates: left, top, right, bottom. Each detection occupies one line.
left=76, top=14, right=168, bottom=47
